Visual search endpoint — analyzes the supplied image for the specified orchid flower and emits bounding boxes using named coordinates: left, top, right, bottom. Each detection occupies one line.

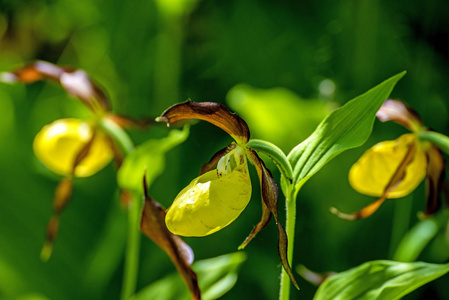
left=1, top=61, right=143, bottom=259
left=332, top=100, right=445, bottom=220
left=156, top=101, right=299, bottom=289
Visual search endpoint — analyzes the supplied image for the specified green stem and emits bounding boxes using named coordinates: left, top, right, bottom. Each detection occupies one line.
left=418, top=131, right=449, bottom=155
left=100, top=116, right=134, bottom=155
left=120, top=192, right=143, bottom=300
left=247, top=139, right=293, bottom=182
left=279, top=188, right=297, bottom=300
left=99, top=117, right=141, bottom=300
left=248, top=139, right=298, bottom=299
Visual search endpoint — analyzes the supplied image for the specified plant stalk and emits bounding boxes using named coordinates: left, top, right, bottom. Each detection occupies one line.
left=279, top=188, right=297, bottom=300
left=100, top=117, right=141, bottom=300
left=120, top=192, right=142, bottom=300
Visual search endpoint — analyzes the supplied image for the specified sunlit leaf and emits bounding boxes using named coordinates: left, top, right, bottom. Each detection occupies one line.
left=227, top=84, right=329, bottom=150
left=132, top=252, right=247, bottom=300
left=288, top=72, right=405, bottom=192
left=314, top=260, right=449, bottom=300
left=117, top=126, right=189, bottom=191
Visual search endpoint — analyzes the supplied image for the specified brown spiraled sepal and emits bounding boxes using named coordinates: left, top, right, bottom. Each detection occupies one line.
left=376, top=99, right=424, bottom=132
left=243, top=148, right=299, bottom=290
left=424, top=145, right=445, bottom=216
left=156, top=101, right=250, bottom=144
left=141, top=176, right=201, bottom=300
left=2, top=61, right=110, bottom=112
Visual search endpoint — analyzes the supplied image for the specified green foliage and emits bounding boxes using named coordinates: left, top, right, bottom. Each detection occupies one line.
left=394, top=218, right=439, bottom=262
left=288, top=72, right=405, bottom=192
left=227, top=85, right=329, bottom=150
left=314, top=260, right=449, bottom=300
left=117, top=126, right=189, bottom=191
left=132, top=252, right=247, bottom=300
left=1, top=1, right=449, bottom=299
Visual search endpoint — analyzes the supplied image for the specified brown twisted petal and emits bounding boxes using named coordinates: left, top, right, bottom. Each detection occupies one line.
left=242, top=148, right=299, bottom=290
left=4, top=61, right=110, bottom=112
left=332, top=139, right=418, bottom=220
left=376, top=99, right=423, bottom=132
left=199, top=143, right=236, bottom=175
left=106, top=114, right=154, bottom=129
left=157, top=101, right=250, bottom=144
left=41, top=130, right=97, bottom=261
left=424, top=145, right=445, bottom=216
left=141, top=177, right=200, bottom=300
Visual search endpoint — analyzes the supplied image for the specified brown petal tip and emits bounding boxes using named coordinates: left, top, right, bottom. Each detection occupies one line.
left=158, top=101, right=250, bottom=143
left=330, top=196, right=387, bottom=220
left=377, top=99, right=423, bottom=132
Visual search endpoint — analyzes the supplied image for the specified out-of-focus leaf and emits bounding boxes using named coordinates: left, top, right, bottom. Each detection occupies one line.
left=155, top=0, right=200, bottom=16
left=393, top=218, right=439, bottom=262
left=227, top=84, right=329, bottom=150
left=289, top=72, right=405, bottom=192
left=14, top=294, right=50, bottom=300
left=140, top=181, right=199, bottom=300
left=314, top=260, right=449, bottom=300
left=117, top=126, right=189, bottom=191
left=132, top=252, right=247, bottom=300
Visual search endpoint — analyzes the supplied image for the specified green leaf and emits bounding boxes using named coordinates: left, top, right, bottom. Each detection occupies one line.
left=314, top=260, right=449, bottom=300
left=117, top=126, right=189, bottom=191
left=393, top=218, right=439, bottom=262
left=288, top=72, right=405, bottom=192
left=226, top=84, right=329, bottom=150
left=132, top=252, right=247, bottom=300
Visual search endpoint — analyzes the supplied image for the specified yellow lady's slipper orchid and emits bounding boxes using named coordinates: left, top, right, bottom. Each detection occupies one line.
left=157, top=101, right=299, bottom=289
left=33, top=118, right=114, bottom=177
left=166, top=144, right=252, bottom=236
left=333, top=100, right=445, bottom=220
left=349, top=133, right=427, bottom=198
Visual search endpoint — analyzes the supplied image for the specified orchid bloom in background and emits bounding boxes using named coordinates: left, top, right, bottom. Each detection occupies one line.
left=332, top=99, right=445, bottom=220
left=156, top=101, right=299, bottom=288
left=0, top=61, right=150, bottom=259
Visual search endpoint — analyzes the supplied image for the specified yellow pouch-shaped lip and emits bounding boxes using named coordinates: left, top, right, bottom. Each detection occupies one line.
left=33, top=118, right=113, bottom=177
left=349, top=133, right=427, bottom=198
left=166, top=163, right=252, bottom=237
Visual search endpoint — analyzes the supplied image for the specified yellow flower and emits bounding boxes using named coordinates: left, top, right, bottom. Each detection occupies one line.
left=349, top=133, right=427, bottom=198
left=332, top=100, right=445, bottom=220
left=33, top=118, right=114, bottom=177
left=166, top=144, right=252, bottom=236
left=157, top=101, right=299, bottom=288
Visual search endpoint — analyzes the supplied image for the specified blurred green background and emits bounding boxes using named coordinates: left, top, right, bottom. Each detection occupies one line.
left=1, top=0, right=449, bottom=299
